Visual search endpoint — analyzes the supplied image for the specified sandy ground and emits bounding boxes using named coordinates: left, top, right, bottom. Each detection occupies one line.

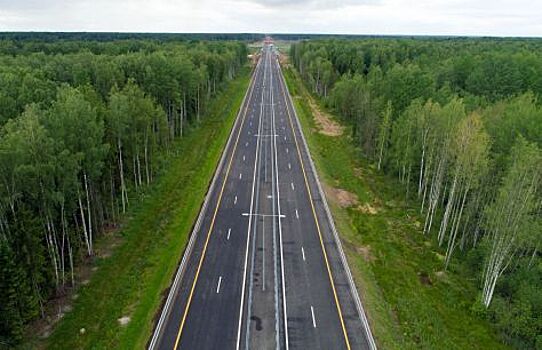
left=278, top=52, right=291, bottom=69
left=324, top=184, right=359, bottom=207
left=307, top=97, right=344, bottom=137
left=357, top=203, right=379, bottom=215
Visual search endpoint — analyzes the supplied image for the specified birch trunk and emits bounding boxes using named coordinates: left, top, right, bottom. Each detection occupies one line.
left=445, top=184, right=469, bottom=268
left=144, top=129, right=150, bottom=185
left=78, top=191, right=91, bottom=255
left=84, top=172, right=93, bottom=255
left=439, top=172, right=459, bottom=245
left=118, top=138, right=127, bottom=213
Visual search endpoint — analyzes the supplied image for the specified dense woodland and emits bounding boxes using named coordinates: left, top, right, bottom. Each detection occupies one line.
left=0, top=38, right=247, bottom=345
left=291, top=38, right=542, bottom=348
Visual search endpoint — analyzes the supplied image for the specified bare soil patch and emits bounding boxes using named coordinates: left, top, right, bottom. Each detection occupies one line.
left=118, top=316, right=131, bottom=326
left=324, top=185, right=359, bottom=208
left=248, top=53, right=260, bottom=68
left=307, top=97, right=344, bottom=136
left=357, top=203, right=379, bottom=215
left=278, top=52, right=290, bottom=68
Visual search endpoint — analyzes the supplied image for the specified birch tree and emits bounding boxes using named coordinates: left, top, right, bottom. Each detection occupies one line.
left=440, top=112, right=490, bottom=267
left=481, top=138, right=541, bottom=307
left=45, top=86, right=107, bottom=256
left=377, top=101, right=392, bottom=170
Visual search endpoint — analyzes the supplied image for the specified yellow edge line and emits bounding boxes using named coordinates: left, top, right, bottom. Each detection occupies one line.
left=278, top=64, right=352, bottom=350
left=172, top=64, right=259, bottom=350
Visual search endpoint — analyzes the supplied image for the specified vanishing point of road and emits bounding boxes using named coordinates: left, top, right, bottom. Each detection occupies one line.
left=148, top=43, right=376, bottom=350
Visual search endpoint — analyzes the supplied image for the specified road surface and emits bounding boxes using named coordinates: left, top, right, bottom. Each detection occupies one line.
left=149, top=44, right=376, bottom=350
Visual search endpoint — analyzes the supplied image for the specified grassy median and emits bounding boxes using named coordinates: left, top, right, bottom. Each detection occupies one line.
left=38, top=68, right=251, bottom=350
left=282, top=67, right=507, bottom=350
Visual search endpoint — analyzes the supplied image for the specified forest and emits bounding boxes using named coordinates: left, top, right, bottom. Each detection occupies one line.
left=0, top=37, right=247, bottom=345
left=291, top=38, right=542, bottom=348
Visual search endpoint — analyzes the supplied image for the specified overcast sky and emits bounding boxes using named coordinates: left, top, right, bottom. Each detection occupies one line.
left=0, top=0, right=540, bottom=36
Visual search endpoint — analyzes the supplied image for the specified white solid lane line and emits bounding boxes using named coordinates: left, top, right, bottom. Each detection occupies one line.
left=262, top=216, right=266, bottom=291
left=270, top=52, right=290, bottom=350
left=234, top=196, right=238, bottom=205
left=311, top=306, right=317, bottom=328
left=216, top=276, right=223, bottom=294
left=291, top=182, right=295, bottom=191
left=235, top=46, right=267, bottom=350
left=295, top=209, right=299, bottom=219
left=227, top=228, right=231, bottom=240
left=301, top=246, right=306, bottom=261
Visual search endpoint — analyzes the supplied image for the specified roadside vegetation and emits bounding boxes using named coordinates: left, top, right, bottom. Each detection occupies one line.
left=288, top=38, right=541, bottom=349
left=0, top=37, right=248, bottom=347
left=283, top=66, right=506, bottom=349
left=43, top=68, right=250, bottom=349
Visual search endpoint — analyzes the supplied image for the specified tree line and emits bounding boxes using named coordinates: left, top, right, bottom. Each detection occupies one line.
left=291, top=38, right=541, bottom=348
left=0, top=39, right=247, bottom=345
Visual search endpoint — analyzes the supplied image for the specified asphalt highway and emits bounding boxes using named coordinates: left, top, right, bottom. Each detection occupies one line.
left=149, top=44, right=376, bottom=350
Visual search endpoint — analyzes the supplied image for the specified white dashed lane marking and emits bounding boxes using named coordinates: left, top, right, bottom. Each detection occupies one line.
left=216, top=276, right=223, bottom=294
left=311, top=306, right=317, bottom=328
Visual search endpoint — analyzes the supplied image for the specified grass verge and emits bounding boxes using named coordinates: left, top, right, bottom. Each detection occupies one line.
left=282, top=67, right=507, bottom=350
left=37, top=68, right=251, bottom=350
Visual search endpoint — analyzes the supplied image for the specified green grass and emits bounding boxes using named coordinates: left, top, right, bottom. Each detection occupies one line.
left=37, top=68, right=251, bottom=350
left=283, top=67, right=508, bottom=350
